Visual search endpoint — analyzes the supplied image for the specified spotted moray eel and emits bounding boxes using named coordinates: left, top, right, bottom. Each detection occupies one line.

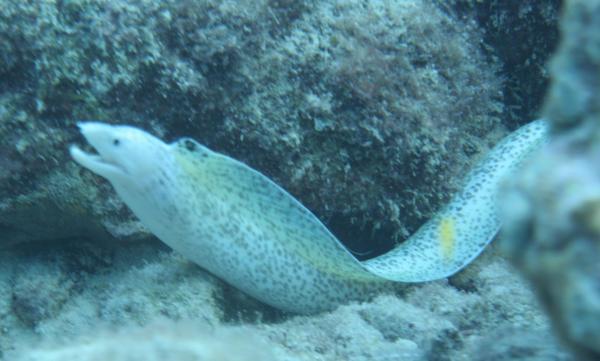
left=70, top=120, right=548, bottom=313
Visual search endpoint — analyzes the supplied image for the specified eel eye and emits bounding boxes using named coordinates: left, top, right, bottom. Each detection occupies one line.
left=113, top=139, right=120, bottom=146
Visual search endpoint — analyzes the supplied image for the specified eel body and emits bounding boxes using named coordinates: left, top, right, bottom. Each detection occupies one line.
left=70, top=120, right=548, bottom=313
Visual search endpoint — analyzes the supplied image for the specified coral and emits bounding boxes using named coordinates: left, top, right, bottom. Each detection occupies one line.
left=501, top=0, right=600, bottom=359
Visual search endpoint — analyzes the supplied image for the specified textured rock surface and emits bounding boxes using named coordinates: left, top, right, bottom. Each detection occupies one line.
left=501, top=0, right=600, bottom=359
left=14, top=324, right=281, bottom=361
left=438, top=1, right=561, bottom=129
left=0, top=242, right=225, bottom=358
left=0, top=0, right=512, bottom=256
left=469, top=328, right=572, bottom=361
left=1, top=244, right=572, bottom=360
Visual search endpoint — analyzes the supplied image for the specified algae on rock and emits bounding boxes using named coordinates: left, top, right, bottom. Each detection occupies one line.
left=437, top=0, right=561, bottom=129
left=0, top=0, right=507, bottom=257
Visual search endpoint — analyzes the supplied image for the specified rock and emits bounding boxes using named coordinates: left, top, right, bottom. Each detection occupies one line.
left=470, top=327, right=574, bottom=361
left=0, top=243, right=569, bottom=361
left=0, top=241, right=226, bottom=356
left=501, top=1, right=600, bottom=359
left=437, top=0, right=560, bottom=129
left=11, top=261, right=74, bottom=327
left=0, top=0, right=509, bottom=256
left=13, top=323, right=280, bottom=361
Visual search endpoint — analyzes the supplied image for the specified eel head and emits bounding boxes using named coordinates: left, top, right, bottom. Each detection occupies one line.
left=70, top=122, right=168, bottom=185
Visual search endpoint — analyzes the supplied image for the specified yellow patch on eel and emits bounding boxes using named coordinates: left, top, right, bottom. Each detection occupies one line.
left=438, top=217, right=455, bottom=260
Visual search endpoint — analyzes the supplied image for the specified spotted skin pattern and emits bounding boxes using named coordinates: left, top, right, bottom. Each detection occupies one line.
left=363, top=119, right=549, bottom=281
left=71, top=120, right=549, bottom=313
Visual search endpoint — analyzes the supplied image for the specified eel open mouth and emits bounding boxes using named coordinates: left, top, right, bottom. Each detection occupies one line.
left=69, top=144, right=127, bottom=179
left=69, top=121, right=130, bottom=179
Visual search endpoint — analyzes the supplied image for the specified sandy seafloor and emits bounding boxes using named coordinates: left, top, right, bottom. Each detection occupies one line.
left=0, top=0, right=579, bottom=359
